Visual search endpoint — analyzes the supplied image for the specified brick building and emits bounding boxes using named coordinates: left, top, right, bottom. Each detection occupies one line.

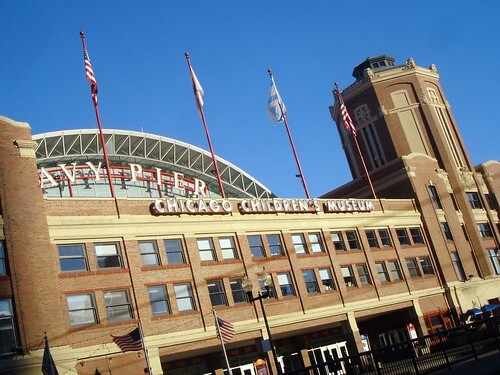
left=0, top=56, right=498, bottom=375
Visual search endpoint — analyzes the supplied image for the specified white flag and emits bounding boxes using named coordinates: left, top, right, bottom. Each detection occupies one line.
left=267, top=76, right=286, bottom=124
left=189, top=65, right=204, bottom=108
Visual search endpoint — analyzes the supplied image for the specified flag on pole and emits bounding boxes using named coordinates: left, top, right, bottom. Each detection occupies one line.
left=111, top=327, right=143, bottom=352
left=216, top=317, right=235, bottom=344
left=188, top=64, right=205, bottom=114
left=42, top=336, right=59, bottom=375
left=340, top=101, right=356, bottom=136
left=81, top=34, right=99, bottom=104
left=267, top=75, right=286, bottom=124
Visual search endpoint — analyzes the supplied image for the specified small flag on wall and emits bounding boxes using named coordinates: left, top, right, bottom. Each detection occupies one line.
left=42, top=335, right=59, bottom=375
left=111, top=327, right=143, bottom=352
left=216, top=317, right=235, bottom=344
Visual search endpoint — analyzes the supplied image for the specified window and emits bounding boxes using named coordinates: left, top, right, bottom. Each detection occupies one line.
left=376, top=262, right=390, bottom=283
left=174, top=283, right=196, bottom=312
left=406, top=258, right=422, bottom=278
left=95, top=243, right=122, bottom=269
left=0, top=242, right=6, bottom=275
left=219, top=237, right=237, bottom=260
left=319, top=268, right=336, bottom=290
left=365, top=230, right=379, bottom=248
left=478, top=222, right=493, bottom=238
left=487, top=249, right=500, bottom=275
left=450, top=193, right=460, bottom=211
left=197, top=238, right=217, bottom=261
left=428, top=186, right=442, bottom=209
left=66, top=293, right=98, bottom=327
left=346, top=231, right=361, bottom=250
left=396, top=229, right=411, bottom=246
left=267, top=234, right=284, bottom=256
left=230, top=278, right=247, bottom=304
left=58, top=244, right=88, bottom=272
left=451, top=252, right=466, bottom=281
left=484, top=193, right=496, bottom=210
left=420, top=257, right=435, bottom=276
left=466, top=192, right=482, bottom=209
left=309, top=233, right=324, bottom=253
left=248, top=235, right=265, bottom=258
left=388, top=260, right=403, bottom=281
left=0, top=299, right=17, bottom=355
left=331, top=232, right=345, bottom=251
left=277, top=272, right=295, bottom=297
left=302, top=270, right=319, bottom=293
left=148, top=286, right=170, bottom=315
left=341, top=266, right=357, bottom=287
left=378, top=229, right=392, bottom=247
left=208, top=279, right=228, bottom=306
left=356, top=264, right=372, bottom=286
left=104, top=290, right=133, bottom=323
left=139, top=241, right=160, bottom=266
left=164, top=239, right=186, bottom=264
left=292, top=234, right=308, bottom=254
left=410, top=227, right=424, bottom=244
left=440, top=222, right=453, bottom=241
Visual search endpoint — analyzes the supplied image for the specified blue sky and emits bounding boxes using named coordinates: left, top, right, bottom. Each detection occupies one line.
left=1, top=1, right=499, bottom=198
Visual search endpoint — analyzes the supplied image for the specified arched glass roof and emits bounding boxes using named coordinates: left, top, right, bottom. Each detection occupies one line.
left=33, top=129, right=275, bottom=199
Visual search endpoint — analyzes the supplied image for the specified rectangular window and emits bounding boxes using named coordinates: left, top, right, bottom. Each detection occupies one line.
left=0, top=299, right=17, bottom=355
left=410, top=227, right=424, bottom=244
left=487, top=249, right=500, bottom=275
left=292, top=234, right=308, bottom=254
left=319, top=268, right=336, bottom=291
left=0, top=242, right=6, bottom=275
left=267, top=234, right=284, bottom=256
left=420, top=257, right=435, bottom=276
left=139, top=241, right=160, bottom=266
left=147, top=286, right=170, bottom=315
left=174, top=283, right=195, bottom=312
left=58, top=244, right=88, bottom=272
left=365, top=230, right=380, bottom=248
left=478, top=222, right=493, bottom=238
left=378, top=229, right=392, bottom=247
left=248, top=235, right=265, bottom=258
left=67, top=293, right=98, bottom=327
left=95, top=243, right=122, bottom=269
left=466, top=192, right=483, bottom=209
left=440, top=222, right=453, bottom=241
left=451, top=252, right=466, bottom=281
left=197, top=238, right=217, bottom=261
left=208, top=279, right=228, bottom=307
left=346, top=231, right=361, bottom=250
left=104, top=290, right=133, bottom=323
left=376, top=262, right=390, bottom=283
left=406, top=258, right=422, bottom=278
left=341, top=266, right=357, bottom=287
left=164, top=239, right=186, bottom=264
left=356, top=264, right=372, bottom=286
left=230, top=278, right=247, bottom=304
left=309, top=233, right=324, bottom=253
left=388, top=260, right=403, bottom=281
left=484, top=193, right=496, bottom=210
left=331, top=231, right=345, bottom=251
left=396, top=228, right=411, bottom=246
left=302, top=270, right=319, bottom=293
left=428, top=186, right=443, bottom=209
left=277, top=272, right=295, bottom=297
left=219, top=237, right=238, bottom=260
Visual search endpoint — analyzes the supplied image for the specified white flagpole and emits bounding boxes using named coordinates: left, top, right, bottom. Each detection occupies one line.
left=213, top=309, right=233, bottom=375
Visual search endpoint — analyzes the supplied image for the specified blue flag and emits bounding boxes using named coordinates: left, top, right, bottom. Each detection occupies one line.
left=267, top=76, right=286, bottom=124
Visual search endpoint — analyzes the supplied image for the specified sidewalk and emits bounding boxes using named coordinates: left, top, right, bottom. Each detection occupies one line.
left=431, top=350, right=500, bottom=375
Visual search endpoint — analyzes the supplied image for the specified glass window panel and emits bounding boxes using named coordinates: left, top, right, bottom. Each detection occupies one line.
left=248, top=235, right=265, bottom=257
left=378, top=229, right=392, bottom=247
left=356, top=264, right=372, bottom=286
left=67, top=294, right=97, bottom=327
left=164, top=239, right=186, bottom=264
left=58, top=244, right=88, bottom=272
left=148, top=286, right=170, bottom=315
left=174, top=283, right=195, bottom=311
left=219, top=237, right=237, bottom=260
left=302, top=270, right=319, bottom=293
left=331, top=232, right=345, bottom=251
left=396, top=229, right=411, bottom=246
left=95, top=243, right=122, bottom=269
left=309, top=233, right=324, bottom=253
left=267, top=234, right=284, bottom=256
left=346, top=231, right=360, bottom=250
left=319, top=268, right=335, bottom=290
left=230, top=278, right=247, bottom=303
left=139, top=241, right=160, bottom=266
left=292, top=234, right=308, bottom=254
left=104, top=290, right=133, bottom=323
left=388, top=260, right=403, bottom=281
left=278, top=272, right=295, bottom=297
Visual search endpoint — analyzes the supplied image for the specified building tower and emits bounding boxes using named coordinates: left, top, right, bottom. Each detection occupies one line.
left=325, top=56, right=500, bottom=319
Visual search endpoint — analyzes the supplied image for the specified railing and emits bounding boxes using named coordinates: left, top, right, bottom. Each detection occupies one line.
left=286, top=316, right=499, bottom=374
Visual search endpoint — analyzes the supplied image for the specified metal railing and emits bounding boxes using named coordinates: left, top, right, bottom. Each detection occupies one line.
left=286, top=316, right=499, bottom=374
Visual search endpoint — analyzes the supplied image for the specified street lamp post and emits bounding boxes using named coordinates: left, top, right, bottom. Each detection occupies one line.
left=242, top=270, right=282, bottom=375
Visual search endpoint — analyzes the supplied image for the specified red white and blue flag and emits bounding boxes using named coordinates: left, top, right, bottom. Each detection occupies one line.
left=216, top=317, right=235, bottom=344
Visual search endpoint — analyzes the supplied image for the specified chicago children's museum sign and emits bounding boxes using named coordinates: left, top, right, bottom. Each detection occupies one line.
left=38, top=162, right=374, bottom=216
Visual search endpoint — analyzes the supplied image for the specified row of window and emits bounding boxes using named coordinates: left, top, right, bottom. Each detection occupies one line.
left=439, top=221, right=494, bottom=242
left=428, top=185, right=497, bottom=211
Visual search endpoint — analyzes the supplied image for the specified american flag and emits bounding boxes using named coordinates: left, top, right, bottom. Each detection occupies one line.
left=111, top=327, right=143, bottom=352
left=216, top=317, right=235, bottom=344
left=83, top=47, right=98, bottom=104
left=340, top=101, right=356, bottom=136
